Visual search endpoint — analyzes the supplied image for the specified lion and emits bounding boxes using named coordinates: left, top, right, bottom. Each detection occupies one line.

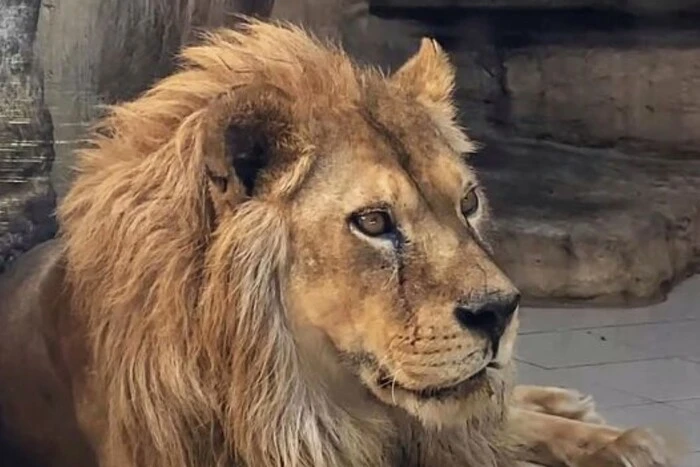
left=0, top=19, right=676, bottom=467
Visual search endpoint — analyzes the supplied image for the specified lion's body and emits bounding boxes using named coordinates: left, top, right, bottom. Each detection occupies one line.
left=0, top=20, right=514, bottom=467
left=0, top=19, right=677, bottom=467
left=0, top=240, right=95, bottom=467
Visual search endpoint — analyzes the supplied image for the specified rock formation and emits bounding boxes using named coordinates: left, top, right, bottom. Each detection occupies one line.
left=0, top=0, right=57, bottom=274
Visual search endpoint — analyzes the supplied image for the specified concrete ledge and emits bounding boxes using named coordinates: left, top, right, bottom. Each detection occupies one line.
left=473, top=137, right=700, bottom=305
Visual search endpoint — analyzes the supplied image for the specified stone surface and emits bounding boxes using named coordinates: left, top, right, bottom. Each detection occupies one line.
left=473, top=138, right=700, bottom=305
left=0, top=0, right=58, bottom=274
left=371, top=1, right=700, bottom=14
left=504, top=35, right=700, bottom=158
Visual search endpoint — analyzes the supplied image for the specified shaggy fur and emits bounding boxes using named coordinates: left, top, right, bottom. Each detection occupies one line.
left=56, top=19, right=504, bottom=467
left=47, top=18, right=678, bottom=467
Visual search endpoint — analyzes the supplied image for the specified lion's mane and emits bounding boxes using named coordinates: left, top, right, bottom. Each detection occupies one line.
left=57, top=20, right=507, bottom=467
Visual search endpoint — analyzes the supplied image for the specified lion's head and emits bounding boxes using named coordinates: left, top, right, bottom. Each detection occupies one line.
left=58, top=19, right=520, bottom=467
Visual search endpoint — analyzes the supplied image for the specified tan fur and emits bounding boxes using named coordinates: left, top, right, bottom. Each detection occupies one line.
left=55, top=18, right=508, bottom=467
left=43, top=18, right=678, bottom=467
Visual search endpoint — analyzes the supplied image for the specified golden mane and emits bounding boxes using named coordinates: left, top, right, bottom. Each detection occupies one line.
left=57, top=19, right=393, bottom=467
left=56, top=18, right=500, bottom=467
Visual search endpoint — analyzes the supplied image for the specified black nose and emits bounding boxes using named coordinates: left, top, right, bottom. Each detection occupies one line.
left=453, top=293, right=520, bottom=345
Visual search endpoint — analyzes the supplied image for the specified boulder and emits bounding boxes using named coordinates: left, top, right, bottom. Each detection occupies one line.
left=503, top=30, right=700, bottom=158
left=474, top=137, right=700, bottom=305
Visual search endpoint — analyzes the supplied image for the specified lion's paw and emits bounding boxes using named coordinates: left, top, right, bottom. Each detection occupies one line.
left=553, top=388, right=605, bottom=425
left=581, top=427, right=676, bottom=467
left=530, top=386, right=606, bottom=425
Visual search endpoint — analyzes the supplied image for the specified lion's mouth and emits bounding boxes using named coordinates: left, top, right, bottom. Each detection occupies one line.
left=375, top=362, right=500, bottom=400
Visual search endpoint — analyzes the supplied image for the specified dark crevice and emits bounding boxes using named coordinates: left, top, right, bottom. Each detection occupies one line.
left=369, top=7, right=700, bottom=49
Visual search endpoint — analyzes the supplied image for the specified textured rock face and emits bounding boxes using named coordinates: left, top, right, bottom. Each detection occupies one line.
left=371, top=0, right=700, bottom=14
left=0, top=0, right=57, bottom=274
left=504, top=33, right=700, bottom=158
left=474, top=139, right=700, bottom=305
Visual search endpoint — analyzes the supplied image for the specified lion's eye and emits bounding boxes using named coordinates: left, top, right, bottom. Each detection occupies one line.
left=460, top=189, right=479, bottom=218
left=351, top=211, right=394, bottom=237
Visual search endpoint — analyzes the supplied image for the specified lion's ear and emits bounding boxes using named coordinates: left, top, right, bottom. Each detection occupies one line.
left=203, top=85, right=294, bottom=205
left=391, top=38, right=455, bottom=105
left=203, top=124, right=271, bottom=199
left=224, top=123, right=272, bottom=197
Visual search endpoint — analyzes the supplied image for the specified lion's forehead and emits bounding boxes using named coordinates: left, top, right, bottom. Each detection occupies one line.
left=311, top=107, right=474, bottom=209
left=288, top=74, right=482, bottom=242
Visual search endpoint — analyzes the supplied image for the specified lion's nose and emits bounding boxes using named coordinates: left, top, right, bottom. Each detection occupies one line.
left=453, top=292, right=520, bottom=348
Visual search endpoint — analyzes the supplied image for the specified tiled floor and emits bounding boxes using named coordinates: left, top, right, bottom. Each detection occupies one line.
left=516, top=275, right=700, bottom=467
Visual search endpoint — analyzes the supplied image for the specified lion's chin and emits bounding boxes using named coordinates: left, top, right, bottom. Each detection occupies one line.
left=365, top=365, right=511, bottom=428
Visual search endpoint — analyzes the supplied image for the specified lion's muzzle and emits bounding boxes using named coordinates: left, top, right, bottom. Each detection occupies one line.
left=453, top=291, right=520, bottom=358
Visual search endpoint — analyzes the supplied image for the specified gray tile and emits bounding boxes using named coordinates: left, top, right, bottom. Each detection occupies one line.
left=516, top=361, right=549, bottom=381
left=587, top=321, right=700, bottom=361
left=669, top=399, right=700, bottom=414
left=603, top=403, right=700, bottom=454
left=516, top=362, right=649, bottom=409
left=519, top=275, right=700, bottom=334
left=515, top=329, right=659, bottom=369
left=519, top=306, right=674, bottom=334
left=552, top=358, right=700, bottom=402
left=513, top=277, right=700, bottom=466
left=661, top=277, right=700, bottom=321
left=680, top=452, right=700, bottom=467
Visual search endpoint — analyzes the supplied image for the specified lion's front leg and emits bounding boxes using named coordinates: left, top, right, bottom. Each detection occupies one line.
left=507, top=407, right=677, bottom=467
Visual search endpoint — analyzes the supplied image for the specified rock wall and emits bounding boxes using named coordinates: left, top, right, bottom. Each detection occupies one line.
left=372, top=1, right=700, bottom=14
left=0, top=0, right=57, bottom=274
